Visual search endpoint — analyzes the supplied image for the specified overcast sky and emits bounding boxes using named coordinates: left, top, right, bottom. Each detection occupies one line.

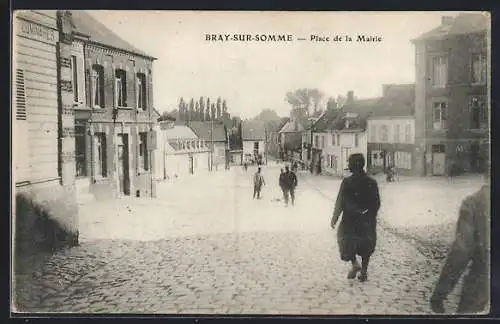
left=88, top=11, right=466, bottom=119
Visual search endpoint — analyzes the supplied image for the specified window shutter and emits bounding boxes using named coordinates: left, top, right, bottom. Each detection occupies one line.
left=14, top=69, right=30, bottom=183
left=15, top=69, right=27, bottom=121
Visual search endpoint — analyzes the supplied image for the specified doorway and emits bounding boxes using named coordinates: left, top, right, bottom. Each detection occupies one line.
left=188, top=156, right=194, bottom=174
left=432, top=144, right=446, bottom=176
left=117, top=134, right=130, bottom=195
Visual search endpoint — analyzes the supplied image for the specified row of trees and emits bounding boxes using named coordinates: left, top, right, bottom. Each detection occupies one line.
left=173, top=96, right=229, bottom=122
left=285, top=88, right=350, bottom=119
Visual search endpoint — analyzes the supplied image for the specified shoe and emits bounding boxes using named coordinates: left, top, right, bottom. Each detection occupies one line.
left=358, top=272, right=368, bottom=282
left=347, top=265, right=361, bottom=279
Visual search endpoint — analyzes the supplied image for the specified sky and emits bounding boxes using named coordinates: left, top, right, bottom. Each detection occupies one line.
left=88, top=11, right=466, bottom=119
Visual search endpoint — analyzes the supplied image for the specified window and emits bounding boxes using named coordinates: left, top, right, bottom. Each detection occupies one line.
left=431, top=55, right=448, bottom=87
left=91, top=65, right=105, bottom=108
left=327, top=155, right=337, bottom=169
left=371, top=150, right=383, bottom=167
left=136, top=73, right=147, bottom=110
left=336, top=134, right=340, bottom=146
left=395, top=151, right=412, bottom=170
left=471, top=52, right=487, bottom=84
left=314, top=135, right=319, bottom=148
left=331, top=133, right=336, bottom=146
left=75, top=120, right=87, bottom=177
left=379, top=125, right=388, bottom=142
left=370, top=125, right=376, bottom=142
left=139, top=132, right=149, bottom=171
left=433, top=101, right=447, bottom=130
left=321, top=135, right=325, bottom=148
left=404, top=124, right=412, bottom=143
left=15, top=69, right=26, bottom=120
left=94, top=133, right=107, bottom=178
left=394, top=124, right=400, bottom=143
left=354, top=134, right=359, bottom=148
left=71, top=55, right=79, bottom=102
left=470, top=96, right=488, bottom=129
left=115, top=69, right=127, bottom=107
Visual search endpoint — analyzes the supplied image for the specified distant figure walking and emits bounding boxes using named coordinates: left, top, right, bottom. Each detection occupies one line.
left=243, top=162, right=248, bottom=171
left=253, top=167, right=265, bottom=199
left=331, top=153, right=381, bottom=282
left=430, top=182, right=490, bottom=314
left=281, top=165, right=298, bottom=206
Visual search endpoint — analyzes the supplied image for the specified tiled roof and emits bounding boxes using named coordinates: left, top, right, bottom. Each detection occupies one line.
left=188, top=121, right=227, bottom=142
left=163, top=125, right=199, bottom=140
left=242, top=121, right=266, bottom=140
left=412, top=13, right=489, bottom=42
left=70, top=11, right=155, bottom=59
left=312, top=108, right=342, bottom=132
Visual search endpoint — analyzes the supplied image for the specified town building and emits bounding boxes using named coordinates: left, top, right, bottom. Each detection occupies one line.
left=310, top=106, right=368, bottom=176
left=241, top=121, right=267, bottom=164
left=188, top=121, right=229, bottom=171
left=412, top=13, right=490, bottom=176
left=367, top=84, right=417, bottom=175
left=278, top=118, right=303, bottom=162
left=13, top=11, right=80, bottom=251
left=161, top=125, right=210, bottom=178
left=66, top=11, right=158, bottom=198
left=152, top=109, right=176, bottom=181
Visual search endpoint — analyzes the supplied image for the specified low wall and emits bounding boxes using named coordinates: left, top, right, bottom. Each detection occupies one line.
left=14, top=184, right=79, bottom=257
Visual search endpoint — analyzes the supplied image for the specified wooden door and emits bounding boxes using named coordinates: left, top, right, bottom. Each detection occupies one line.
left=117, top=134, right=130, bottom=195
left=432, top=153, right=446, bottom=176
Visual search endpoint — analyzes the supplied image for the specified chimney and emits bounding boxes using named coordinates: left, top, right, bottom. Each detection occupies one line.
left=441, top=16, right=454, bottom=25
left=346, top=91, right=354, bottom=105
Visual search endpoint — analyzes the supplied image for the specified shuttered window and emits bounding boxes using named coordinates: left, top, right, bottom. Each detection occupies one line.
left=14, top=68, right=30, bottom=183
left=15, top=69, right=27, bottom=120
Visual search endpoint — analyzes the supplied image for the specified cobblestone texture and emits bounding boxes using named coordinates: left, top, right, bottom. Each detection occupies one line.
left=13, top=164, right=465, bottom=315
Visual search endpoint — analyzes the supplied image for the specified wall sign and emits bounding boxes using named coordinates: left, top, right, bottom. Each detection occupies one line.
left=17, top=19, right=57, bottom=44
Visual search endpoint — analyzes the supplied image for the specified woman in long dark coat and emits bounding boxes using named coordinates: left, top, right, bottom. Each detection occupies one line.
left=331, top=153, right=381, bottom=282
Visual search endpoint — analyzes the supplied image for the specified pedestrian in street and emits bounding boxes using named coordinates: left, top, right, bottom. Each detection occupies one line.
left=430, top=181, right=490, bottom=314
left=330, top=153, right=381, bottom=282
left=282, top=165, right=298, bottom=206
left=253, top=167, right=265, bottom=199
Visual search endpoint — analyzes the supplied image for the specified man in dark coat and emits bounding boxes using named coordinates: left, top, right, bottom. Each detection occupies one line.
left=331, top=153, right=381, bottom=282
left=282, top=165, right=298, bottom=206
left=253, top=167, right=265, bottom=199
left=430, top=182, right=490, bottom=314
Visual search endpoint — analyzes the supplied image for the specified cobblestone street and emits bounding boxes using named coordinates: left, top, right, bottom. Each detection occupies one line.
left=14, top=163, right=466, bottom=315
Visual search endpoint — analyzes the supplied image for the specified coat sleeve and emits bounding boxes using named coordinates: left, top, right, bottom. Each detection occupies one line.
left=331, top=179, right=346, bottom=226
left=372, top=180, right=381, bottom=214
left=431, top=198, right=476, bottom=302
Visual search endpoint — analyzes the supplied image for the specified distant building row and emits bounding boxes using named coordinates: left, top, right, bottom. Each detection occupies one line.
left=277, top=13, right=489, bottom=177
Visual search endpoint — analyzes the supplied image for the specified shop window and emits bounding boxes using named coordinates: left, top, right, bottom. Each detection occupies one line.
left=91, top=65, right=105, bottom=108
left=115, top=69, right=127, bottom=107
left=139, top=132, right=149, bottom=171
left=395, top=151, right=412, bottom=170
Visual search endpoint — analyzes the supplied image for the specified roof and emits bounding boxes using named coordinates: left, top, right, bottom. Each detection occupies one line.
left=412, top=13, right=489, bottom=42
left=371, top=84, right=415, bottom=118
left=342, top=98, right=383, bottom=117
left=242, top=121, right=266, bottom=140
left=188, top=121, right=227, bottom=142
left=70, top=11, right=155, bottom=59
left=312, top=108, right=343, bottom=132
left=279, top=119, right=305, bottom=133
left=163, top=125, right=199, bottom=140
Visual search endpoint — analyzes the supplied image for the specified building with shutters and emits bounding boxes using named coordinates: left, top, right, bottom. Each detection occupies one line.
left=187, top=121, right=229, bottom=171
left=411, top=13, right=490, bottom=176
left=64, top=11, right=158, bottom=198
left=13, top=11, right=79, bottom=252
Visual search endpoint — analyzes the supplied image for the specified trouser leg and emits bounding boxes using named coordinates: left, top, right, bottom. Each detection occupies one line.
left=290, top=188, right=295, bottom=205
left=359, top=255, right=370, bottom=282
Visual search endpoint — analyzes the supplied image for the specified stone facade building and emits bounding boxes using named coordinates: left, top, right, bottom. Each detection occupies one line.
left=412, top=13, right=490, bottom=176
left=67, top=11, right=158, bottom=198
